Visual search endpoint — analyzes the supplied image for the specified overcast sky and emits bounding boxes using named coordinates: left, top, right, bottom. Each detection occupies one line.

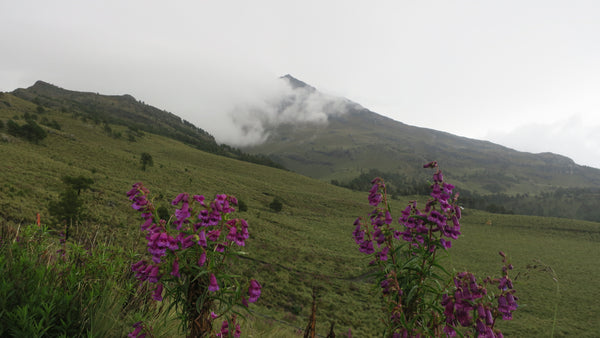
left=2, top=1, right=600, bottom=168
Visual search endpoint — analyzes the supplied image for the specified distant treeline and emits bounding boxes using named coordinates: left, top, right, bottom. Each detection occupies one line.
left=459, top=187, right=600, bottom=223
left=333, top=169, right=600, bottom=223
left=331, top=169, right=431, bottom=197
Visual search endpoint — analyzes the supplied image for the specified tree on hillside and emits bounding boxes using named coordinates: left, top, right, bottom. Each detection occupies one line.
left=269, top=197, right=283, bottom=212
left=140, top=152, right=154, bottom=171
left=6, top=120, right=21, bottom=136
left=62, top=175, right=94, bottom=195
left=48, top=189, right=83, bottom=239
left=6, top=119, right=47, bottom=143
left=48, top=175, right=94, bottom=239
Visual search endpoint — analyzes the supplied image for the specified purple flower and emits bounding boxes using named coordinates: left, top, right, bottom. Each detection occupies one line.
left=207, top=229, right=221, bottom=241
left=368, top=192, right=383, bottom=206
left=141, top=217, right=153, bottom=231
left=440, top=238, right=452, bottom=249
left=171, top=259, right=180, bottom=277
left=443, top=325, right=456, bottom=337
left=128, top=321, right=146, bottom=338
left=359, top=240, right=374, bottom=254
left=209, top=273, right=219, bottom=292
left=198, top=250, right=207, bottom=266
left=193, top=194, right=206, bottom=206
left=215, top=242, right=227, bottom=252
left=152, top=283, right=163, bottom=301
left=216, top=320, right=229, bottom=337
left=148, top=265, right=160, bottom=283
left=234, top=323, right=241, bottom=338
left=171, top=193, right=188, bottom=206
left=353, top=223, right=365, bottom=244
left=248, top=279, right=261, bottom=303
left=198, top=230, right=207, bottom=247
left=423, top=161, right=438, bottom=168
left=377, top=246, right=389, bottom=261
left=401, top=205, right=411, bottom=220
left=178, top=234, right=194, bottom=249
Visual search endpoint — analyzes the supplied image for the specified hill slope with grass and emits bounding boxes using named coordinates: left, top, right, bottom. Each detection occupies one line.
left=10, top=80, right=284, bottom=169
left=242, top=75, right=600, bottom=221
left=1, top=88, right=599, bottom=336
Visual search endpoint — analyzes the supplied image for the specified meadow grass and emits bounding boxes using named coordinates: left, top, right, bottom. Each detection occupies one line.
left=1, top=95, right=600, bottom=336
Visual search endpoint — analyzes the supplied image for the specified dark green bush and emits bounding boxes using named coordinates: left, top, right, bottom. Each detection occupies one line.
left=6, top=119, right=47, bottom=143
left=140, top=152, right=153, bottom=171
left=269, top=197, right=283, bottom=212
left=237, top=198, right=248, bottom=212
left=157, top=205, right=170, bottom=221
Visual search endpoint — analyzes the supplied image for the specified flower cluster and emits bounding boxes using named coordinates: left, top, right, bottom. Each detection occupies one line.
left=397, top=162, right=461, bottom=251
left=441, top=252, right=518, bottom=337
left=126, top=182, right=261, bottom=337
left=352, top=162, right=517, bottom=337
left=353, top=162, right=461, bottom=265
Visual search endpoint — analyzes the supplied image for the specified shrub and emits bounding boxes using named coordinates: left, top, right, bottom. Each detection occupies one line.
left=156, top=205, right=170, bottom=221
left=140, top=152, right=153, bottom=171
left=20, top=120, right=47, bottom=143
left=6, top=119, right=21, bottom=136
left=237, top=198, right=248, bottom=212
left=269, top=197, right=283, bottom=212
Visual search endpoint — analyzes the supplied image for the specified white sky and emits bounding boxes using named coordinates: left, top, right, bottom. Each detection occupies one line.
left=2, top=1, right=600, bottom=168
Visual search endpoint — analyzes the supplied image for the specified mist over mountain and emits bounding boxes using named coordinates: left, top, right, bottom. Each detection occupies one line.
left=220, top=75, right=357, bottom=146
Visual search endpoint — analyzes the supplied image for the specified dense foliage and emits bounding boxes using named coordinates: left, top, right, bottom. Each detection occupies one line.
left=0, top=224, right=145, bottom=337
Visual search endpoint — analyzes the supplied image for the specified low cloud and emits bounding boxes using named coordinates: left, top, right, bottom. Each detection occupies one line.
left=486, top=114, right=600, bottom=169
left=214, top=76, right=353, bottom=146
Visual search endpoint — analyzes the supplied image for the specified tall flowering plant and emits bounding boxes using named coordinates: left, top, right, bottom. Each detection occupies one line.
left=127, top=183, right=261, bottom=338
left=353, top=162, right=517, bottom=337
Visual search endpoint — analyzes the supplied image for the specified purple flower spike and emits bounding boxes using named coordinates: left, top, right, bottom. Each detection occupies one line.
left=152, top=283, right=163, bottom=301
left=209, top=273, right=219, bottom=292
left=171, top=259, right=180, bottom=277
left=198, top=250, right=207, bottom=266
left=248, top=279, right=261, bottom=302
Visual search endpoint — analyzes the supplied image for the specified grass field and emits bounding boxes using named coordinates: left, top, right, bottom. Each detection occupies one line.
left=1, top=93, right=599, bottom=336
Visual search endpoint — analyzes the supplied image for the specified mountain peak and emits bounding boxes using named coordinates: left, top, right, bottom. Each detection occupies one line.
left=31, top=80, right=61, bottom=90
left=280, top=74, right=316, bottom=91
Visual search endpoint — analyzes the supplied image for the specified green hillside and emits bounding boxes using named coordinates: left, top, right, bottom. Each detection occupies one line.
left=243, top=75, right=600, bottom=222
left=1, top=88, right=600, bottom=336
left=11, top=81, right=284, bottom=169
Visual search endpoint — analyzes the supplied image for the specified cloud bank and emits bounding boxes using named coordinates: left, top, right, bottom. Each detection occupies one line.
left=486, top=114, right=600, bottom=169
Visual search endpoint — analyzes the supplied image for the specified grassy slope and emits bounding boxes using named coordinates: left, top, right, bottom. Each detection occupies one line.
left=246, top=106, right=600, bottom=195
left=1, top=92, right=599, bottom=336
